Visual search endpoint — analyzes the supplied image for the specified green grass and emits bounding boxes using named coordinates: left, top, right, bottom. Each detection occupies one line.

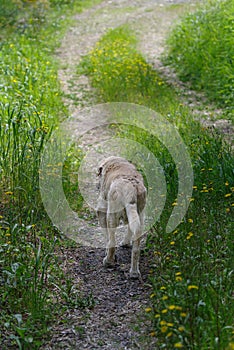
left=165, top=0, right=234, bottom=114
left=79, top=26, right=234, bottom=349
left=0, top=0, right=100, bottom=348
left=79, top=26, right=172, bottom=105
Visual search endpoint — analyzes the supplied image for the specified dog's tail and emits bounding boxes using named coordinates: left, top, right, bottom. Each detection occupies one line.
left=126, top=203, right=141, bottom=238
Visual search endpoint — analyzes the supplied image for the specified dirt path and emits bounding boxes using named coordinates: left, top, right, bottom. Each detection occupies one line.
left=44, top=1, right=214, bottom=349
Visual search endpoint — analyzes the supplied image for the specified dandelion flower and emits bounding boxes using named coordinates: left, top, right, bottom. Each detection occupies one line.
left=168, top=305, right=176, bottom=310
left=145, top=307, right=152, bottom=313
left=174, top=342, right=183, bottom=348
left=160, top=320, right=167, bottom=326
left=174, top=306, right=182, bottom=311
left=175, top=272, right=182, bottom=276
left=188, top=285, right=199, bottom=291
left=161, top=326, right=168, bottom=333
left=186, top=232, right=194, bottom=240
left=176, top=276, right=183, bottom=282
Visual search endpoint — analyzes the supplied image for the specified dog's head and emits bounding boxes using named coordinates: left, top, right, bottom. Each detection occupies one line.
left=97, top=156, right=116, bottom=178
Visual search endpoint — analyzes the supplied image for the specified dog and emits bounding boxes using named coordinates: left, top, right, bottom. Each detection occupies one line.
left=96, top=156, right=146, bottom=278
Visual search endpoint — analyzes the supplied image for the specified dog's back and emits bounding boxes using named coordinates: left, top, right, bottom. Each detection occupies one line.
left=98, top=156, right=146, bottom=210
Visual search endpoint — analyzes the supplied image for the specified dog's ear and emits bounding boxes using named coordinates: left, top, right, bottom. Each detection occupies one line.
left=97, top=166, right=103, bottom=177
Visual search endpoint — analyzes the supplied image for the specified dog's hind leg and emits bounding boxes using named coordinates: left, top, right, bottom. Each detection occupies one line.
left=126, top=204, right=143, bottom=278
left=103, top=212, right=117, bottom=267
left=130, top=237, right=141, bottom=278
left=121, top=224, right=132, bottom=247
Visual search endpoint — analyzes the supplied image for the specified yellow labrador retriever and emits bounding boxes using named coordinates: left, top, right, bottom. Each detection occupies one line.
left=96, top=156, right=146, bottom=278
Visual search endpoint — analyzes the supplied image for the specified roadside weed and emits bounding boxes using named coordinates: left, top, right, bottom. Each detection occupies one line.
left=165, top=0, right=234, bottom=113
left=0, top=0, right=102, bottom=348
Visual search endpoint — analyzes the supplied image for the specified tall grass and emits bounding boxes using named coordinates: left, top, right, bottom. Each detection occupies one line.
left=165, top=0, right=234, bottom=112
left=0, top=0, right=100, bottom=348
left=79, top=26, right=173, bottom=105
left=80, top=26, right=234, bottom=349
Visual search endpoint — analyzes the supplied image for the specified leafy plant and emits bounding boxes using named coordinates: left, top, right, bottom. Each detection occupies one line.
left=165, top=0, right=234, bottom=112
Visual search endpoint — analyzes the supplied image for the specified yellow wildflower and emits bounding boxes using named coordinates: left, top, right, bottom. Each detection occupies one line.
left=168, top=305, right=176, bottom=310
left=145, top=307, right=152, bottom=313
left=188, top=285, right=199, bottom=291
left=176, top=276, right=183, bottom=282
left=167, top=332, right=173, bottom=337
left=161, top=326, right=168, bottom=333
left=174, top=306, right=183, bottom=311
left=160, top=320, right=167, bottom=325
left=186, top=232, right=194, bottom=240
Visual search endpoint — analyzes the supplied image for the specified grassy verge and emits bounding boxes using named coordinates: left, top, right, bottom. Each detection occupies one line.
left=164, top=0, right=234, bottom=114
left=0, top=1, right=99, bottom=348
left=79, top=26, right=234, bottom=349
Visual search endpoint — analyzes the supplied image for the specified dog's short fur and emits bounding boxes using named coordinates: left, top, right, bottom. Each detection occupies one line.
left=96, top=156, right=146, bottom=278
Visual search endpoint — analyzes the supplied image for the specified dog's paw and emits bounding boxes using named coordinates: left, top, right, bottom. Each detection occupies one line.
left=120, top=240, right=131, bottom=248
left=103, top=256, right=116, bottom=268
left=129, top=269, right=141, bottom=279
